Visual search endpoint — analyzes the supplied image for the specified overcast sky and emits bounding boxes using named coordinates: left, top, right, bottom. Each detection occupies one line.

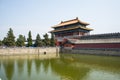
left=0, top=0, right=120, bottom=40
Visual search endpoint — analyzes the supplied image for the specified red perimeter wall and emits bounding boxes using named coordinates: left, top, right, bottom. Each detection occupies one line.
left=73, top=43, right=120, bottom=49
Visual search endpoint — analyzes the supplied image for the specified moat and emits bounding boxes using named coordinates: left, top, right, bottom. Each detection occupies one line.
left=0, top=53, right=120, bottom=80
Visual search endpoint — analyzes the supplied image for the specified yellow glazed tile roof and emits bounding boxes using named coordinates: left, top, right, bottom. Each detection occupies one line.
left=52, top=17, right=89, bottom=28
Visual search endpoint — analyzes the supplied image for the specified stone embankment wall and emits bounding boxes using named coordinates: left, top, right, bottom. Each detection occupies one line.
left=0, top=47, right=59, bottom=56
left=61, top=48, right=120, bottom=56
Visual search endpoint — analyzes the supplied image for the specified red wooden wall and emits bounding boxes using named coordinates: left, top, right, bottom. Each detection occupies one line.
left=73, top=43, right=120, bottom=49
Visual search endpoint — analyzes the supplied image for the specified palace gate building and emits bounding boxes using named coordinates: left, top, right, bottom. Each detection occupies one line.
left=50, top=17, right=93, bottom=46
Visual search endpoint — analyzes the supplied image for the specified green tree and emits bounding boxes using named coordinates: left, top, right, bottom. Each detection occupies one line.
left=34, top=34, right=43, bottom=47
left=50, top=33, right=55, bottom=46
left=27, top=31, right=32, bottom=47
left=42, top=39, right=45, bottom=46
left=2, top=37, right=7, bottom=46
left=24, top=36, right=26, bottom=42
left=16, top=34, right=25, bottom=47
left=3, top=28, right=16, bottom=47
left=23, top=36, right=26, bottom=46
left=0, top=40, right=2, bottom=46
left=43, top=33, right=50, bottom=46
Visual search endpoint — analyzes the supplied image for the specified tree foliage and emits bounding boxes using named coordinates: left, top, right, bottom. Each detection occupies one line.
left=2, top=37, right=7, bottom=46
left=0, top=40, right=2, bottom=46
left=3, top=28, right=15, bottom=47
left=24, top=36, right=26, bottom=42
left=16, top=35, right=25, bottom=47
left=34, top=34, right=43, bottom=47
left=50, top=33, right=55, bottom=46
left=27, top=31, right=32, bottom=47
left=1, top=28, right=57, bottom=47
left=43, top=33, right=50, bottom=46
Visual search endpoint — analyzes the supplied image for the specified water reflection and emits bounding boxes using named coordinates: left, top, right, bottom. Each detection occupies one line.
left=17, top=59, right=24, bottom=74
left=34, top=59, right=41, bottom=74
left=50, top=58, right=90, bottom=80
left=82, top=69, right=120, bottom=80
left=2, top=60, right=14, bottom=80
left=0, top=54, right=120, bottom=80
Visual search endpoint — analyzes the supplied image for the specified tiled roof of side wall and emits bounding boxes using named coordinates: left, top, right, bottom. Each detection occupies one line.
left=79, top=32, right=120, bottom=40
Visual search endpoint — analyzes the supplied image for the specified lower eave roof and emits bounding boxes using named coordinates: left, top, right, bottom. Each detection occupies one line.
left=49, top=26, right=93, bottom=33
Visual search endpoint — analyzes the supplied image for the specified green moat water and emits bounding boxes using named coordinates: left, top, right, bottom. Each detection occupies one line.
left=0, top=54, right=120, bottom=80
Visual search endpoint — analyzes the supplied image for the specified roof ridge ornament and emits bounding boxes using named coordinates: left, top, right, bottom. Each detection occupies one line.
left=76, top=17, right=78, bottom=20
left=61, top=21, right=63, bottom=23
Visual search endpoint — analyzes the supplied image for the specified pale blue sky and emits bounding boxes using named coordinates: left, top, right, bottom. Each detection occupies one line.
left=0, top=0, right=120, bottom=40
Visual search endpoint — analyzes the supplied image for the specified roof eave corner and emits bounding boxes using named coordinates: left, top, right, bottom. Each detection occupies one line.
left=86, top=23, right=90, bottom=25
left=78, top=20, right=90, bottom=26
left=48, top=30, right=54, bottom=33
left=90, top=29, right=94, bottom=31
left=51, top=26, right=56, bottom=28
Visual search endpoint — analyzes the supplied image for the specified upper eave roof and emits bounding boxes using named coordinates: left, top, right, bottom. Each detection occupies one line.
left=52, top=17, right=90, bottom=28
